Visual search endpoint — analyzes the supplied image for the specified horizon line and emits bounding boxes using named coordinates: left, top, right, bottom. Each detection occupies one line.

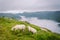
left=0, top=10, right=60, bottom=13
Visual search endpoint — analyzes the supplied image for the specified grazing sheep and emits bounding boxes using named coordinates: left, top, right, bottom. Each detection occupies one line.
left=11, top=24, right=26, bottom=31
left=28, top=26, right=37, bottom=33
left=40, top=27, right=48, bottom=32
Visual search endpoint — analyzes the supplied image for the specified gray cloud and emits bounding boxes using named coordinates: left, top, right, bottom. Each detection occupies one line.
left=0, top=0, right=60, bottom=11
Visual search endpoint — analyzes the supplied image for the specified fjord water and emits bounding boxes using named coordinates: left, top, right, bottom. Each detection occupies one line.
left=0, top=11, right=60, bottom=34
left=19, top=11, right=60, bottom=34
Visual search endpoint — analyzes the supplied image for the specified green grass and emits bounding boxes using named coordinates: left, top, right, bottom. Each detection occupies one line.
left=0, top=17, right=60, bottom=40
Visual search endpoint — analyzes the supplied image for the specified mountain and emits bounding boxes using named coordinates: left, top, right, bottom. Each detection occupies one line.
left=0, top=17, right=60, bottom=40
left=0, top=11, right=60, bottom=22
left=0, top=13, right=21, bottom=19
left=18, top=11, right=60, bottom=22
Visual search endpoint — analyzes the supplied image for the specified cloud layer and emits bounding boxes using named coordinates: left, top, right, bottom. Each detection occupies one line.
left=0, top=0, right=60, bottom=11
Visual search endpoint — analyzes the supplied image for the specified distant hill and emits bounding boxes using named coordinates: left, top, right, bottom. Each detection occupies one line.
left=0, top=11, right=60, bottom=22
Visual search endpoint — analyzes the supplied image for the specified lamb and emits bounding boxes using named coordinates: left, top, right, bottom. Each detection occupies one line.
left=11, top=24, right=26, bottom=31
left=28, top=26, right=37, bottom=33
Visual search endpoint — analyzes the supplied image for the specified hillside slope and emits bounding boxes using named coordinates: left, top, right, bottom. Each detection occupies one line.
left=0, top=17, right=60, bottom=40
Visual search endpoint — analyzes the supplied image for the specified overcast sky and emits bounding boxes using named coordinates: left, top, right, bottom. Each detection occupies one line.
left=0, top=0, right=60, bottom=11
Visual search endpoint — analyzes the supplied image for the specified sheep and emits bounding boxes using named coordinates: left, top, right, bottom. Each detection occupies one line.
left=28, top=26, right=37, bottom=33
left=11, top=24, right=26, bottom=31
left=40, top=27, right=48, bottom=32
left=11, top=25, right=37, bottom=33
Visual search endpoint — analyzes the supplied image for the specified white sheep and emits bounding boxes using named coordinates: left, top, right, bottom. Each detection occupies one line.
left=11, top=24, right=26, bottom=31
left=40, top=27, right=48, bottom=32
left=28, top=26, right=37, bottom=33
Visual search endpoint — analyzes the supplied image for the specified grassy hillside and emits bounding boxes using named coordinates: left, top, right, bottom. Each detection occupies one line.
left=0, top=17, right=60, bottom=40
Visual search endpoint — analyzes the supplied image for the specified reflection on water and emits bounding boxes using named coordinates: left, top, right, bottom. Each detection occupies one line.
left=20, top=16, right=60, bottom=34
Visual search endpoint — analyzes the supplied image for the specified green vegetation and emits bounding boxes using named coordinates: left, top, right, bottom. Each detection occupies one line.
left=0, top=17, right=60, bottom=40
